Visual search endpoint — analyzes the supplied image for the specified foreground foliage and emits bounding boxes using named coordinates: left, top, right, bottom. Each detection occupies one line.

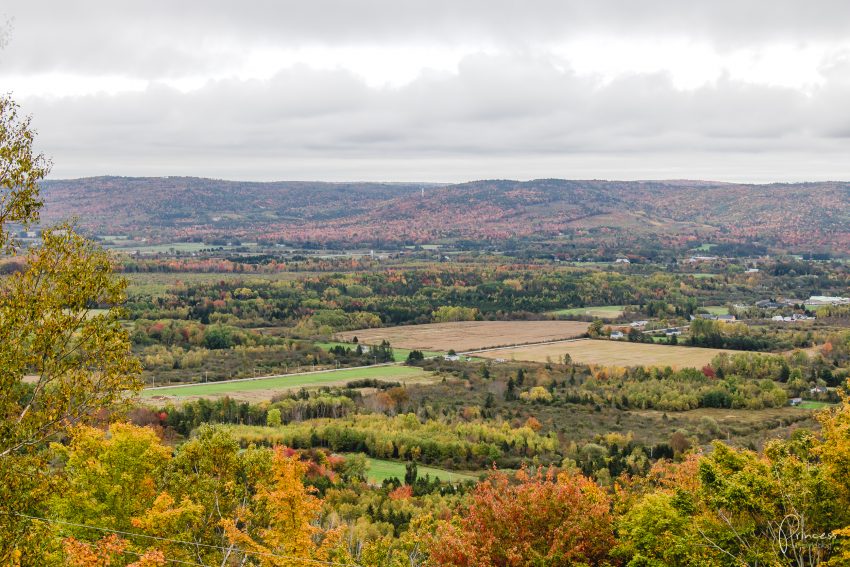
left=3, top=398, right=846, bottom=565
left=0, top=95, right=142, bottom=563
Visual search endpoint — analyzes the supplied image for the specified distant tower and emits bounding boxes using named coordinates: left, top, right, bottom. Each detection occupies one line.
left=421, top=187, right=425, bottom=198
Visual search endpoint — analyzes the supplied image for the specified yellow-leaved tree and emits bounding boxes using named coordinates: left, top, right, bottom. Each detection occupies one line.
left=0, top=94, right=142, bottom=563
left=222, top=446, right=351, bottom=566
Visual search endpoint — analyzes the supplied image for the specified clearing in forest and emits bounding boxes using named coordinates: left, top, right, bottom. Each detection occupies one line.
left=335, top=320, right=589, bottom=352
left=358, top=456, right=480, bottom=484
left=478, top=338, right=734, bottom=369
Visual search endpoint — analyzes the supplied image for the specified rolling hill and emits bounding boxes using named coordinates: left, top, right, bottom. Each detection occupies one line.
left=37, top=177, right=850, bottom=253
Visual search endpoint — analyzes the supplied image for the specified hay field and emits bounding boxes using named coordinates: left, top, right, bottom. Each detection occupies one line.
left=479, top=338, right=734, bottom=369
left=335, top=320, right=589, bottom=352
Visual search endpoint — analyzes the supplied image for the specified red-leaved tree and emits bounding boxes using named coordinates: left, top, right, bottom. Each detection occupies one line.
left=430, top=468, right=615, bottom=566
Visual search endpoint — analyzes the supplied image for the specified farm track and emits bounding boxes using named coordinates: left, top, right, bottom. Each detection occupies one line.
left=460, top=337, right=590, bottom=355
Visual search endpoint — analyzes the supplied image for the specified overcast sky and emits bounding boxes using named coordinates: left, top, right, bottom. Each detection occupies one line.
left=3, top=1, right=850, bottom=182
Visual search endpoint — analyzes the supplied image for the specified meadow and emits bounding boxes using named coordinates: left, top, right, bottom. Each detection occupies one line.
left=478, top=338, right=735, bottom=368
left=335, top=320, right=589, bottom=352
left=140, top=364, right=430, bottom=402
left=359, top=455, right=480, bottom=484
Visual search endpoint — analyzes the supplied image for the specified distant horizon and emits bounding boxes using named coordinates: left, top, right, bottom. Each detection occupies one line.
left=41, top=174, right=850, bottom=186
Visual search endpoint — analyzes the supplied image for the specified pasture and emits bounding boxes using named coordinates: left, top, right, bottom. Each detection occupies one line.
left=360, top=456, right=479, bottom=484
left=798, top=401, right=832, bottom=410
left=335, top=320, right=589, bottom=352
left=140, top=365, right=430, bottom=402
left=478, top=338, right=735, bottom=369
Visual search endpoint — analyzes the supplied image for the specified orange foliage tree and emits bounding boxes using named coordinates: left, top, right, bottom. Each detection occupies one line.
left=430, top=468, right=615, bottom=566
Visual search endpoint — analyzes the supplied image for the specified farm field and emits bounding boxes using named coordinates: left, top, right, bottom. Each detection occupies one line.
left=335, top=320, right=589, bottom=352
left=703, top=306, right=730, bottom=315
left=359, top=456, right=480, bottom=484
left=140, top=365, right=430, bottom=402
left=798, top=401, right=833, bottom=410
left=550, top=305, right=625, bottom=319
left=478, top=338, right=735, bottom=369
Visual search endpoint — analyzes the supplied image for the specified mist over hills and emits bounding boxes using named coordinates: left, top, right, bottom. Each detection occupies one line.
left=39, top=176, right=850, bottom=253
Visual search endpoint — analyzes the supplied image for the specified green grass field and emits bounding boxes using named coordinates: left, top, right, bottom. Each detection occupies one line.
left=140, top=365, right=427, bottom=399
left=550, top=305, right=625, bottom=319
left=798, top=401, right=832, bottom=410
left=361, top=456, right=480, bottom=484
left=703, top=306, right=730, bottom=315
left=314, top=341, right=444, bottom=362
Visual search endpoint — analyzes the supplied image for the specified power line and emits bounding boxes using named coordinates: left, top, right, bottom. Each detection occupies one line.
left=67, top=538, right=207, bottom=567
left=10, top=512, right=361, bottom=567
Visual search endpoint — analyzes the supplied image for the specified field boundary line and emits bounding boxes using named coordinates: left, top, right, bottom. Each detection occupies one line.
left=461, top=337, right=590, bottom=355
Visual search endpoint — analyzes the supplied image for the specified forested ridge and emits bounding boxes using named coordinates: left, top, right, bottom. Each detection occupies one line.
left=39, top=176, right=850, bottom=253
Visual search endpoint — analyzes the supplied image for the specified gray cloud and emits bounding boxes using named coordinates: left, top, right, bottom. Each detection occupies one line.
left=5, top=1, right=850, bottom=76
left=14, top=51, right=850, bottom=181
left=4, top=2, right=850, bottom=181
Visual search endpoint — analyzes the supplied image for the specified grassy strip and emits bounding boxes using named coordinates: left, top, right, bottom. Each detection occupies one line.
left=140, top=365, right=426, bottom=398
left=798, top=401, right=832, bottom=410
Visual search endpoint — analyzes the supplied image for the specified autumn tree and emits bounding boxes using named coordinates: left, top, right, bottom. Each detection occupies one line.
left=0, top=96, right=49, bottom=251
left=50, top=424, right=172, bottom=532
left=266, top=407, right=282, bottom=427
left=221, top=446, right=351, bottom=566
left=815, top=392, right=850, bottom=563
left=0, top=95, right=141, bottom=562
left=431, top=468, right=615, bottom=566
left=617, top=435, right=847, bottom=566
